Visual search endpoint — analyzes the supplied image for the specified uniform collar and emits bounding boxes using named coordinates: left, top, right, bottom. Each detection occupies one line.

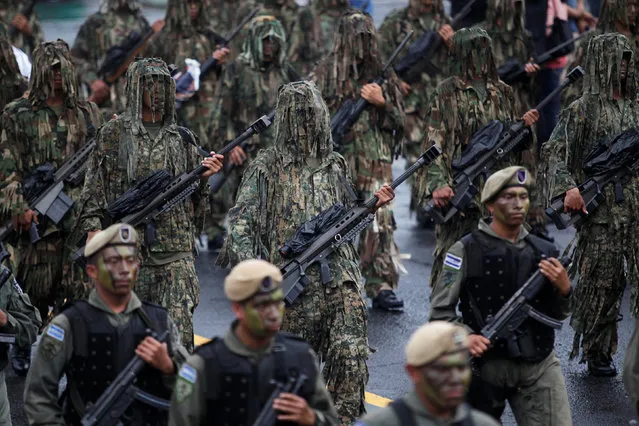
left=478, top=217, right=529, bottom=243
left=404, top=389, right=473, bottom=423
left=224, top=320, right=275, bottom=359
left=88, top=288, right=142, bottom=314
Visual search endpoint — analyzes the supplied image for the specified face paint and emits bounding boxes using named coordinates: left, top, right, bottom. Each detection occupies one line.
left=489, top=187, right=529, bottom=226
left=419, top=350, right=471, bottom=410
left=96, top=246, right=139, bottom=294
left=243, top=289, right=285, bottom=338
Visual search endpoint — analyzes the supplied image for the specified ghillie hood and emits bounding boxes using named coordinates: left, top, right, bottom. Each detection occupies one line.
left=485, top=0, right=526, bottom=33
left=99, top=0, right=142, bottom=14
left=28, top=39, right=80, bottom=108
left=237, top=15, right=288, bottom=71
left=449, top=27, right=499, bottom=82
left=163, top=0, right=211, bottom=34
left=597, top=0, right=636, bottom=34
left=407, top=0, right=446, bottom=20
left=583, top=32, right=637, bottom=99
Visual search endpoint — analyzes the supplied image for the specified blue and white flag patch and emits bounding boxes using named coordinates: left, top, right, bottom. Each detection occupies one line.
left=179, top=365, right=197, bottom=384
left=46, top=324, right=65, bottom=342
left=443, top=253, right=462, bottom=270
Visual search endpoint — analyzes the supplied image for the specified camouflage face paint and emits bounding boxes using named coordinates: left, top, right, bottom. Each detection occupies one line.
left=96, top=246, right=140, bottom=293
left=243, top=289, right=285, bottom=338
left=419, top=350, right=471, bottom=410
left=490, top=187, right=529, bottom=226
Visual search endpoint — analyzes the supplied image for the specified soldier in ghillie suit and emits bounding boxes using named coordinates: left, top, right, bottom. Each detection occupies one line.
left=311, top=11, right=406, bottom=311
left=562, top=0, right=637, bottom=108
left=146, top=0, right=230, bottom=148
left=78, top=58, right=223, bottom=351
left=207, top=16, right=296, bottom=250
left=541, top=33, right=639, bottom=377
left=414, top=27, right=539, bottom=289
left=0, top=24, right=28, bottom=110
left=219, top=81, right=396, bottom=425
left=71, top=0, right=156, bottom=117
left=0, top=0, right=44, bottom=57
left=204, top=0, right=257, bottom=61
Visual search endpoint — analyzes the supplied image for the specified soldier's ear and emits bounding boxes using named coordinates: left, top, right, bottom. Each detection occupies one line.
left=231, top=302, right=246, bottom=321
left=85, top=264, right=98, bottom=281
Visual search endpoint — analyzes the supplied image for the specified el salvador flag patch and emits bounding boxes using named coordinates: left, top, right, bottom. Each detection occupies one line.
left=46, top=324, right=65, bottom=342
left=179, top=365, right=197, bottom=384
left=444, top=253, right=462, bottom=270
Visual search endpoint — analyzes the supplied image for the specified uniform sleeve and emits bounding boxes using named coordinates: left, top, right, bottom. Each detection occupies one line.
left=307, top=349, right=339, bottom=426
left=429, top=241, right=473, bottom=332
left=168, top=354, right=207, bottom=426
left=71, top=17, right=102, bottom=87
left=0, top=108, right=29, bottom=222
left=2, top=268, right=41, bottom=348
left=24, top=315, right=74, bottom=426
left=209, top=64, right=239, bottom=146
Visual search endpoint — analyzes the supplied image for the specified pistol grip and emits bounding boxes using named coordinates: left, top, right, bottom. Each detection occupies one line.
left=614, top=182, right=625, bottom=204
left=144, top=222, right=157, bottom=247
left=319, top=256, right=332, bottom=285
left=29, top=221, right=41, bottom=244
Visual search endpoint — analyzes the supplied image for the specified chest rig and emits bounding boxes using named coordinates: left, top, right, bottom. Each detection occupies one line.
left=459, top=230, right=559, bottom=362
left=62, top=300, right=171, bottom=426
left=196, top=332, right=318, bottom=426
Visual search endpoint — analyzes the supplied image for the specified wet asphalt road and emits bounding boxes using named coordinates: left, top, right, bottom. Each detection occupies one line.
left=6, top=0, right=639, bottom=425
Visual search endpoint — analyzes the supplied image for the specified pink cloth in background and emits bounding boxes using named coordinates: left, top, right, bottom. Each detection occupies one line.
left=546, top=0, right=569, bottom=69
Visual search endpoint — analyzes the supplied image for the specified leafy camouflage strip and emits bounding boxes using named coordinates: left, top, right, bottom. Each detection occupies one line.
left=541, top=34, right=639, bottom=362
left=0, top=24, right=27, bottom=111
left=0, top=0, right=44, bottom=56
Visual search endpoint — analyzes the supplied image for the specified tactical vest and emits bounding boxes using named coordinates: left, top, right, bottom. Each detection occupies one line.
left=459, top=230, right=559, bottom=362
left=62, top=300, right=172, bottom=426
left=196, top=332, right=318, bottom=426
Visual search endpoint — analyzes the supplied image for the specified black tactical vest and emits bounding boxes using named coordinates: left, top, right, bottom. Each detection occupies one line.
left=459, top=230, right=559, bottom=362
left=62, top=300, right=172, bottom=426
left=196, top=332, right=318, bottom=426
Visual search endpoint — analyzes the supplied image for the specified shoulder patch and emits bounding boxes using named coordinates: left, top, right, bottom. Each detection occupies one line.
left=46, top=324, right=65, bottom=342
left=178, top=364, right=197, bottom=384
left=444, top=253, right=463, bottom=270
left=175, top=364, right=197, bottom=403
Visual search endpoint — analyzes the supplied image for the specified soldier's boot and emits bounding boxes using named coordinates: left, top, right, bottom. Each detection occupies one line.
left=10, top=344, right=31, bottom=377
left=372, top=290, right=404, bottom=312
left=588, top=354, right=617, bottom=377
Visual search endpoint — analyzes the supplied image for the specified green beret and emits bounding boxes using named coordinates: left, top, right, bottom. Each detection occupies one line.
left=224, top=259, right=283, bottom=302
left=405, top=322, right=469, bottom=366
left=85, top=223, right=138, bottom=257
left=481, top=166, right=532, bottom=203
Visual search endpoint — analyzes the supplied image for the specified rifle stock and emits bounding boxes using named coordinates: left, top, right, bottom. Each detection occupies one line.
left=422, top=66, right=585, bottom=224
left=281, top=145, right=441, bottom=305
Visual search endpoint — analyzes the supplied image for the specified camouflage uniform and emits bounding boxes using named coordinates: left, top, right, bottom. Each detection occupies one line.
left=0, top=40, right=102, bottom=319
left=562, top=0, right=638, bottom=107
left=0, top=24, right=27, bottom=111
left=541, top=34, right=639, bottom=370
left=219, top=81, right=369, bottom=425
left=310, top=11, right=405, bottom=300
left=204, top=0, right=258, bottom=62
left=78, top=58, right=208, bottom=351
left=146, top=0, right=223, bottom=148
left=414, top=28, right=521, bottom=287
left=207, top=16, right=295, bottom=244
left=71, top=0, right=151, bottom=116
left=0, top=0, right=44, bottom=57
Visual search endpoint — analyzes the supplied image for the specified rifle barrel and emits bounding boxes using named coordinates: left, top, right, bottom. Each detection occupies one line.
left=536, top=31, right=589, bottom=63
left=224, top=8, right=260, bottom=44
left=382, top=31, right=414, bottom=74
left=535, top=66, right=584, bottom=112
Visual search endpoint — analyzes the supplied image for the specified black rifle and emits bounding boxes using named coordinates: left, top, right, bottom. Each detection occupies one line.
left=71, top=113, right=274, bottom=265
left=422, top=66, right=585, bottom=224
left=545, top=126, right=639, bottom=230
left=252, top=374, right=308, bottom=426
left=0, top=333, right=16, bottom=344
left=330, top=31, right=413, bottom=149
left=481, top=256, right=571, bottom=350
left=498, top=32, right=588, bottom=85
left=394, top=0, right=476, bottom=84
left=9, top=0, right=37, bottom=38
left=80, top=330, right=170, bottom=426
left=280, top=145, right=441, bottom=305
left=0, top=130, right=96, bottom=251
left=174, top=7, right=260, bottom=109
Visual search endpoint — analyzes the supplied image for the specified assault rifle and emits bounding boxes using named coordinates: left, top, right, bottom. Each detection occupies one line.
left=498, top=32, right=588, bottom=85
left=71, top=113, right=275, bottom=265
left=330, top=31, right=413, bottom=149
left=422, top=66, right=585, bottom=224
left=81, top=330, right=170, bottom=426
left=481, top=256, right=571, bottom=353
left=0, top=129, right=96, bottom=250
left=545, top=126, right=639, bottom=230
left=393, top=0, right=476, bottom=84
left=174, top=7, right=259, bottom=109
left=9, top=0, right=37, bottom=38
left=252, top=374, right=308, bottom=426
left=280, top=145, right=441, bottom=305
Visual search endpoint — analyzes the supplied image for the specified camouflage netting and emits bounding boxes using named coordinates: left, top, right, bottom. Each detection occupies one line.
left=408, top=0, right=446, bottom=16
left=485, top=0, right=527, bottom=33
left=29, top=40, right=79, bottom=108
left=583, top=32, right=636, bottom=100
left=450, top=27, right=499, bottom=82
left=99, top=0, right=142, bottom=13
left=273, top=81, right=333, bottom=164
left=237, top=15, right=288, bottom=71
left=597, top=0, right=637, bottom=33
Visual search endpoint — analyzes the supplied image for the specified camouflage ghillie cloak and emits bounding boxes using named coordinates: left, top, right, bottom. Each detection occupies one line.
left=210, top=16, right=296, bottom=151
left=0, top=0, right=44, bottom=57
left=563, top=0, right=638, bottom=107
left=482, top=0, right=535, bottom=114
left=377, top=0, right=451, bottom=153
left=79, top=58, right=207, bottom=257
left=541, top=33, right=639, bottom=361
left=219, top=80, right=362, bottom=288
left=0, top=40, right=101, bottom=306
left=72, top=0, right=151, bottom=115
left=146, top=0, right=224, bottom=147
left=0, top=25, right=27, bottom=110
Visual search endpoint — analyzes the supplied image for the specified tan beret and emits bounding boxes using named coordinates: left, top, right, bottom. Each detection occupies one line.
left=85, top=223, right=138, bottom=257
left=224, top=259, right=283, bottom=302
left=481, top=166, right=532, bottom=203
left=405, top=322, right=469, bottom=366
